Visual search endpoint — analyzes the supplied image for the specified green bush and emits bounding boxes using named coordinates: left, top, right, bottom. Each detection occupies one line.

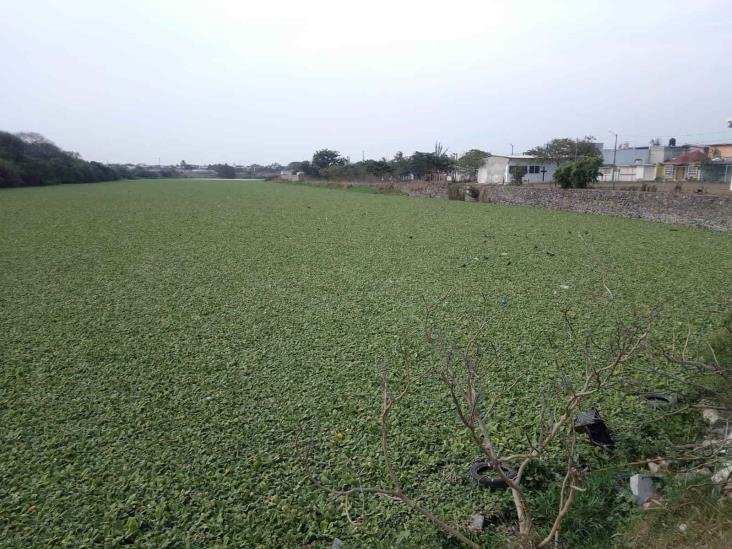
left=509, top=165, right=527, bottom=185
left=554, top=156, right=602, bottom=189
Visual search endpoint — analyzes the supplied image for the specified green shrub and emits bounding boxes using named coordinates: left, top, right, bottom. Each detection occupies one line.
left=509, top=165, right=527, bottom=185
left=554, top=156, right=603, bottom=189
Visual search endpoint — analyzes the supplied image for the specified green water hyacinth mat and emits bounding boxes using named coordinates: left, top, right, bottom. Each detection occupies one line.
left=1, top=179, right=729, bottom=547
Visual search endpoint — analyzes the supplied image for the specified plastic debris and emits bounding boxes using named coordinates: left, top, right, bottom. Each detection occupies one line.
left=470, top=514, right=485, bottom=531
left=574, top=409, right=614, bottom=449
left=703, top=408, right=722, bottom=426
left=629, top=474, right=657, bottom=506
left=647, top=460, right=670, bottom=474
left=711, top=463, right=732, bottom=485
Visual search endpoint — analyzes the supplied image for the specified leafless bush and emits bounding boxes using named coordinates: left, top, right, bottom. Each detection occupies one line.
left=306, top=305, right=655, bottom=548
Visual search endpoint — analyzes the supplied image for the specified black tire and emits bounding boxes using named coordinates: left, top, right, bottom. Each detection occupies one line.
left=639, top=393, right=678, bottom=406
left=467, top=462, right=516, bottom=490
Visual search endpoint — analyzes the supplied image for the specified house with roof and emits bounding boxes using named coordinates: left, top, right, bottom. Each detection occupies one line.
left=476, top=154, right=558, bottom=184
left=597, top=143, right=689, bottom=182
left=659, top=144, right=732, bottom=183
left=660, top=149, right=707, bottom=181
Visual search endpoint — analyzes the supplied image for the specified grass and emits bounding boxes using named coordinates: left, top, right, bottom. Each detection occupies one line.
left=623, top=480, right=732, bottom=548
left=1, top=179, right=730, bottom=547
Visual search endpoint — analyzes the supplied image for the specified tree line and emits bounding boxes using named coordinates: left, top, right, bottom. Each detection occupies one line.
left=1, top=130, right=603, bottom=188
left=0, top=131, right=122, bottom=188
left=284, top=143, right=491, bottom=182
left=0, top=131, right=203, bottom=188
left=285, top=137, right=602, bottom=187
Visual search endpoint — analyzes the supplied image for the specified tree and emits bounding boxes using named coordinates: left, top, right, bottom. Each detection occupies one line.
left=554, top=156, right=602, bottom=189
left=526, top=137, right=600, bottom=164
left=409, top=151, right=433, bottom=179
left=409, top=143, right=454, bottom=180
left=457, top=149, right=489, bottom=181
left=0, top=158, right=22, bottom=187
left=362, top=158, right=392, bottom=177
left=211, top=163, right=236, bottom=178
left=312, top=149, right=346, bottom=175
left=390, top=151, right=411, bottom=179
left=0, top=131, right=120, bottom=187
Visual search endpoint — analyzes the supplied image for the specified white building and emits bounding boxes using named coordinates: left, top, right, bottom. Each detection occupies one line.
left=477, top=155, right=558, bottom=185
left=280, top=170, right=305, bottom=181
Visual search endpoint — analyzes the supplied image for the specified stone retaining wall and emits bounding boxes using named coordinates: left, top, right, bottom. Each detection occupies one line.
left=477, top=186, right=732, bottom=231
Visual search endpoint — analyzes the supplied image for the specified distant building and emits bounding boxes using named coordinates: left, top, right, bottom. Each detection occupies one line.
left=659, top=147, right=732, bottom=183
left=704, top=144, right=732, bottom=187
left=280, top=170, right=304, bottom=181
left=707, top=143, right=732, bottom=159
left=477, top=155, right=558, bottom=185
left=661, top=149, right=707, bottom=181
left=598, top=144, right=688, bottom=182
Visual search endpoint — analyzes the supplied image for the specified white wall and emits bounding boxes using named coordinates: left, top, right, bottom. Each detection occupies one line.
left=477, top=156, right=510, bottom=184
left=598, top=164, right=657, bottom=182
left=477, top=157, right=558, bottom=184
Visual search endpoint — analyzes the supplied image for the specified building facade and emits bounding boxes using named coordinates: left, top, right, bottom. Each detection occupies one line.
left=477, top=155, right=558, bottom=184
left=598, top=144, right=689, bottom=182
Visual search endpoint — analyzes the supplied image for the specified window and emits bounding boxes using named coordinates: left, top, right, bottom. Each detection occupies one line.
left=528, top=165, right=540, bottom=174
left=663, top=165, right=674, bottom=177
left=686, top=165, right=699, bottom=179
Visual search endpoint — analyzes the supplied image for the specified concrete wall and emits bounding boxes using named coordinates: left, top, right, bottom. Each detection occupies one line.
left=477, top=185, right=731, bottom=231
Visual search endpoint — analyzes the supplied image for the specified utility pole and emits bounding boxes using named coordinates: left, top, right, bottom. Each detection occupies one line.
left=510, top=144, right=514, bottom=155
left=609, top=131, right=618, bottom=190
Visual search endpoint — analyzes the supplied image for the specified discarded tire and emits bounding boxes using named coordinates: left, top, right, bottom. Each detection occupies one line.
left=467, top=462, right=516, bottom=490
left=639, top=393, right=678, bottom=407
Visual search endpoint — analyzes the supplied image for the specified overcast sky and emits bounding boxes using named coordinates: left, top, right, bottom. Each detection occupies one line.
left=2, top=0, right=730, bottom=165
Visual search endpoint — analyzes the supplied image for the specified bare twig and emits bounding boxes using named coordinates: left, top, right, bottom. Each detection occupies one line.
left=307, top=361, right=480, bottom=549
